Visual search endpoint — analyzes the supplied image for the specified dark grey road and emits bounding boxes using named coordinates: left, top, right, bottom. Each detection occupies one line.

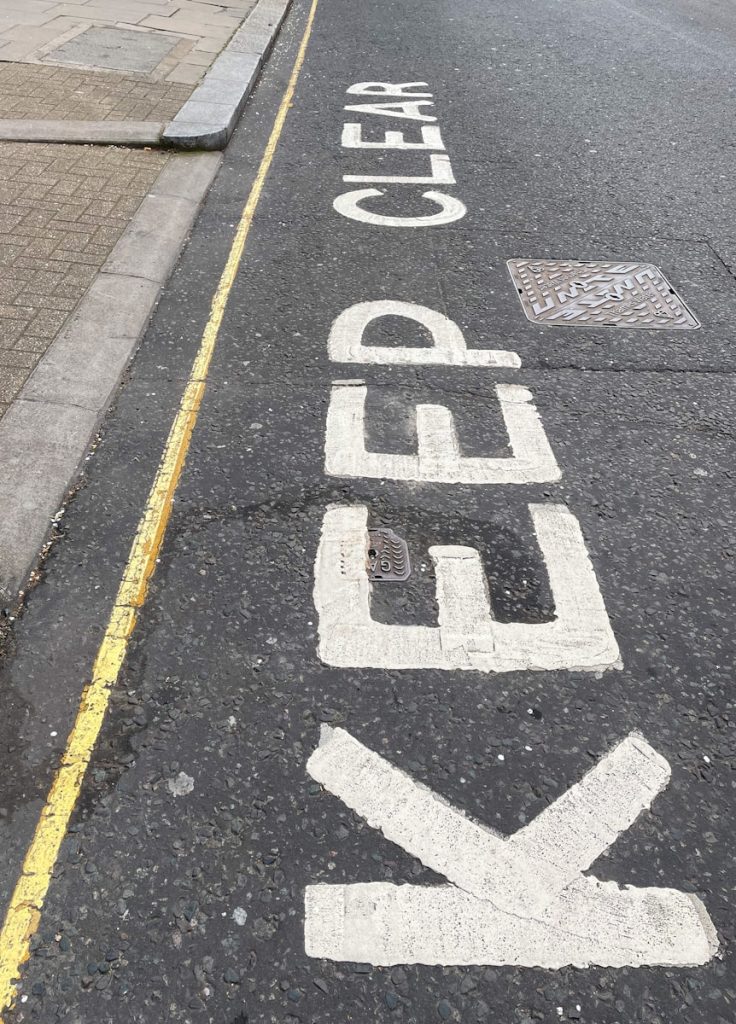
left=2, top=0, right=736, bottom=1020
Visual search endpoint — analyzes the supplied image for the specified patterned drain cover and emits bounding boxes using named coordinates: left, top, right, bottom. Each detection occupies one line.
left=507, top=259, right=700, bottom=329
left=367, top=529, right=411, bottom=582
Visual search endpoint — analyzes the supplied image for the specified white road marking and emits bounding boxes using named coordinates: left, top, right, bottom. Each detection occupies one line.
left=344, top=100, right=437, bottom=121
left=305, top=880, right=716, bottom=968
left=345, top=82, right=433, bottom=97
left=342, top=152, right=455, bottom=185
left=324, top=382, right=560, bottom=483
left=333, top=188, right=467, bottom=226
left=341, top=123, right=445, bottom=150
left=304, top=728, right=718, bottom=968
left=327, top=300, right=520, bottom=366
left=314, top=504, right=620, bottom=672
left=306, top=727, right=668, bottom=915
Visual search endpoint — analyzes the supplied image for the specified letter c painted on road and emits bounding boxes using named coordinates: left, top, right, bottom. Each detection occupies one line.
left=333, top=188, right=467, bottom=227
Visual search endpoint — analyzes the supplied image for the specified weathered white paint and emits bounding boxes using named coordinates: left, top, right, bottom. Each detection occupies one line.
left=341, top=123, right=445, bottom=150
left=333, top=188, right=467, bottom=227
left=324, top=382, right=560, bottom=483
left=307, top=728, right=669, bottom=915
left=343, top=152, right=455, bottom=185
left=346, top=82, right=433, bottom=97
left=304, top=728, right=718, bottom=968
left=305, top=880, right=716, bottom=968
left=344, top=100, right=437, bottom=121
left=327, top=300, right=520, bottom=367
left=313, top=504, right=620, bottom=672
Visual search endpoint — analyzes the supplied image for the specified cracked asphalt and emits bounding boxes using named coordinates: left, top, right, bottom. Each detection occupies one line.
left=1, top=0, right=736, bottom=1020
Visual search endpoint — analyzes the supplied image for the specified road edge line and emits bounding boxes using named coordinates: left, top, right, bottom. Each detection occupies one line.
left=0, top=0, right=320, bottom=1012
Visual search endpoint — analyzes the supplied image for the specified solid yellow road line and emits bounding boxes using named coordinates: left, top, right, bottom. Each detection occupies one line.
left=0, top=0, right=320, bottom=1012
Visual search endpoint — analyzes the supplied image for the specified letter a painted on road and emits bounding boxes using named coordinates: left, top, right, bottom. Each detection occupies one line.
left=304, top=728, right=718, bottom=968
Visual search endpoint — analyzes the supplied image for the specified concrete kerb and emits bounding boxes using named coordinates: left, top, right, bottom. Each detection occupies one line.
left=0, top=121, right=166, bottom=146
left=162, top=0, right=292, bottom=150
left=0, top=151, right=222, bottom=605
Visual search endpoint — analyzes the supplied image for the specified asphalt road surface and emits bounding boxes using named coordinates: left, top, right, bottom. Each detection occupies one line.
left=2, top=0, right=736, bottom=1021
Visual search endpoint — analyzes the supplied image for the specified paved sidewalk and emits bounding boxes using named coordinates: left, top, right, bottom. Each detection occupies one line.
left=0, top=0, right=258, bottom=130
left=0, top=143, right=169, bottom=422
left=0, top=0, right=291, bottom=602
left=0, top=63, right=190, bottom=123
left=0, top=0, right=256, bottom=86
left=0, top=0, right=280, bottom=423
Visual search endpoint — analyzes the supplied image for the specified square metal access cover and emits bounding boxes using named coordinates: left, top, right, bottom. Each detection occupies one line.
left=44, top=27, right=181, bottom=75
left=507, top=259, right=700, bottom=329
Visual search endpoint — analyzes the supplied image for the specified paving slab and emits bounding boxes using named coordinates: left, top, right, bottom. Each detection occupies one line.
left=0, top=121, right=165, bottom=144
left=0, top=62, right=190, bottom=123
left=46, top=26, right=184, bottom=75
left=0, top=0, right=290, bottom=149
left=0, top=399, right=100, bottom=595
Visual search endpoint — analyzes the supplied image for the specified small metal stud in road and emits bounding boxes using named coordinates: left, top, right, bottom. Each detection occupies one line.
left=1, top=0, right=735, bottom=1021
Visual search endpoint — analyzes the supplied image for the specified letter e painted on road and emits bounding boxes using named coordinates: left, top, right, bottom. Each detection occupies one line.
left=313, top=503, right=620, bottom=672
left=344, top=100, right=437, bottom=121
left=324, top=383, right=560, bottom=483
left=341, top=124, right=445, bottom=150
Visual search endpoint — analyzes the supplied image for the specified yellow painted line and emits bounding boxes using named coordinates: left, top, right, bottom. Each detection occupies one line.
left=0, top=0, right=320, bottom=1013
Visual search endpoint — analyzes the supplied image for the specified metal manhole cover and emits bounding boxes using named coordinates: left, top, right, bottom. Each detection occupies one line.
left=507, top=259, right=700, bottom=329
left=44, top=27, right=181, bottom=74
left=367, top=529, right=411, bottom=582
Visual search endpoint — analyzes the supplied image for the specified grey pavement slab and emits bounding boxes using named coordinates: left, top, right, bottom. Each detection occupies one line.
left=45, top=26, right=183, bottom=74
left=102, top=195, right=205, bottom=282
left=0, top=400, right=99, bottom=599
left=0, top=0, right=256, bottom=85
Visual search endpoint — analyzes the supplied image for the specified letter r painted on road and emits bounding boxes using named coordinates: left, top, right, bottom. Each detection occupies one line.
left=324, top=383, right=560, bottom=484
left=313, top=504, right=620, bottom=672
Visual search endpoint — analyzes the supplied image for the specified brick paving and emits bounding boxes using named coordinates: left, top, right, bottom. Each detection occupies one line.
left=0, top=142, right=169, bottom=421
left=0, top=63, right=192, bottom=123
